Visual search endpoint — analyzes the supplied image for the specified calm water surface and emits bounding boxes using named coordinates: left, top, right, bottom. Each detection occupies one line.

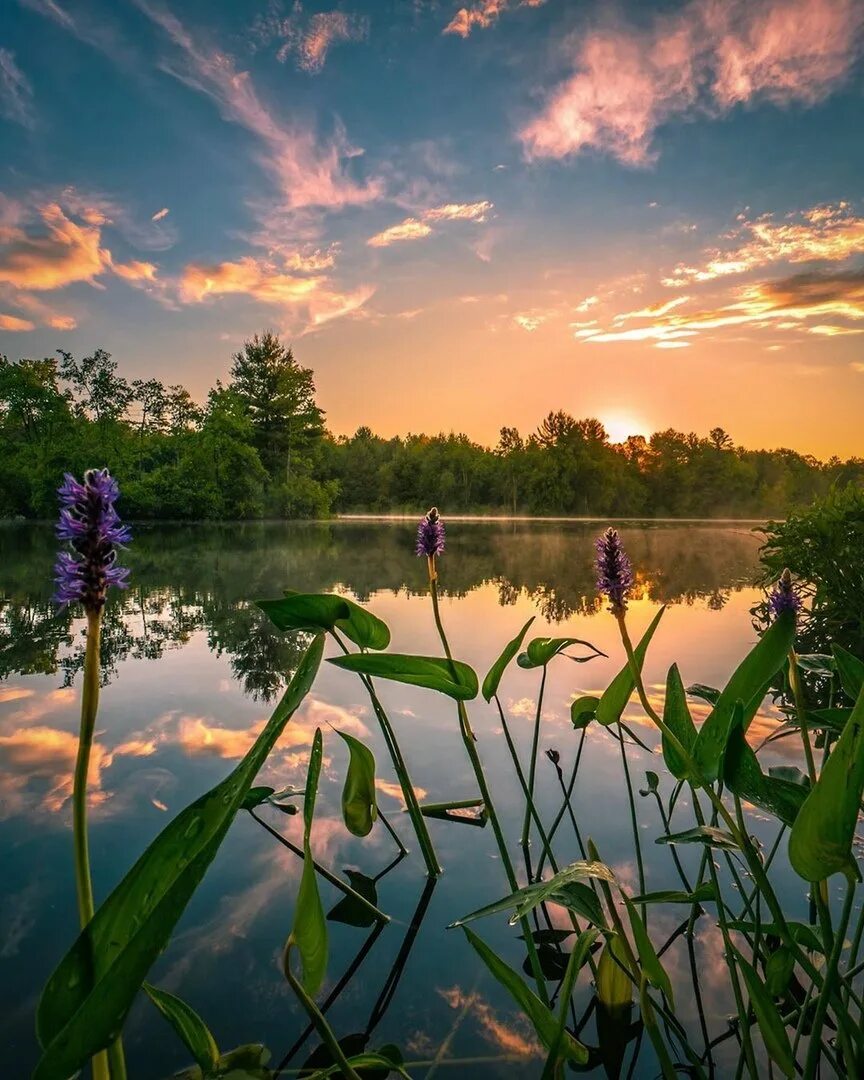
left=0, top=521, right=812, bottom=1078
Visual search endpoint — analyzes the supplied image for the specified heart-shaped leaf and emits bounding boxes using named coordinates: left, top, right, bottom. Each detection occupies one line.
left=258, top=593, right=390, bottom=651
left=336, top=730, right=377, bottom=838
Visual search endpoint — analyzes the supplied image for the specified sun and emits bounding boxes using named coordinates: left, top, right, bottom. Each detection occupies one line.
left=600, top=413, right=650, bottom=444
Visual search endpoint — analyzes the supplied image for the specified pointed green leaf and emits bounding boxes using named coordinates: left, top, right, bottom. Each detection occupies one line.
left=656, top=826, right=739, bottom=850
left=726, top=921, right=824, bottom=953
left=789, top=681, right=864, bottom=882
left=517, top=636, right=604, bottom=669
left=462, top=927, right=589, bottom=1065
left=693, top=612, right=795, bottom=781
left=143, top=984, right=220, bottom=1076
left=623, top=897, right=674, bottom=1006
left=630, top=884, right=717, bottom=905
left=482, top=616, right=535, bottom=701
left=722, top=702, right=807, bottom=828
left=661, top=664, right=697, bottom=780
left=258, top=592, right=390, bottom=651
left=596, top=607, right=665, bottom=726
left=33, top=636, right=324, bottom=1080
left=328, top=652, right=478, bottom=700
left=686, top=683, right=720, bottom=706
left=832, top=644, right=864, bottom=703
left=336, top=730, right=377, bottom=838
left=732, top=947, right=795, bottom=1077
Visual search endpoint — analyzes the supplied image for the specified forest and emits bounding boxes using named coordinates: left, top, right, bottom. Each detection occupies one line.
left=1, top=332, right=862, bottom=521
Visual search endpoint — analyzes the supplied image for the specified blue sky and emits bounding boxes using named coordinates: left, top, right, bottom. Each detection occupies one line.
left=2, top=0, right=864, bottom=455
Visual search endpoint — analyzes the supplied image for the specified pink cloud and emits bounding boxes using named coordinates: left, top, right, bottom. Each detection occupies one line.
left=253, top=7, right=369, bottom=74
left=0, top=201, right=111, bottom=291
left=444, top=0, right=545, bottom=38
left=521, top=0, right=864, bottom=166
left=367, top=200, right=493, bottom=247
left=0, top=313, right=35, bottom=331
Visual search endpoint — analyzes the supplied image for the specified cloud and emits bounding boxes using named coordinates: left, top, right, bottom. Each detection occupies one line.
left=0, top=49, right=36, bottom=129
left=151, top=207, right=169, bottom=222
left=367, top=200, right=493, bottom=247
left=0, top=313, right=35, bottom=331
left=444, top=0, right=545, bottom=38
left=0, top=201, right=111, bottom=290
left=113, top=259, right=159, bottom=282
left=580, top=268, right=864, bottom=348
left=137, top=0, right=382, bottom=213
left=663, top=202, right=864, bottom=286
left=520, top=0, right=864, bottom=166
left=251, top=4, right=369, bottom=74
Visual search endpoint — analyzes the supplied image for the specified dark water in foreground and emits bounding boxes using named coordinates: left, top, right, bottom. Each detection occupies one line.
left=0, top=520, right=815, bottom=1078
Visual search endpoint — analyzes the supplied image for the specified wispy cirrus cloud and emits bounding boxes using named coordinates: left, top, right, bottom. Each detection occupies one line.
left=663, top=202, right=864, bottom=286
left=251, top=3, right=369, bottom=74
left=136, top=0, right=382, bottom=214
left=367, top=200, right=493, bottom=247
left=521, top=0, right=864, bottom=166
left=444, top=0, right=545, bottom=38
left=0, top=49, right=36, bottom=129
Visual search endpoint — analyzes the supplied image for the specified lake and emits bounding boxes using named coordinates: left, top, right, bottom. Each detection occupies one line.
left=0, top=519, right=815, bottom=1078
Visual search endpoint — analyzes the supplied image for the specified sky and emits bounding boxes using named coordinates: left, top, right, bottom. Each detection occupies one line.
left=1, top=0, right=864, bottom=457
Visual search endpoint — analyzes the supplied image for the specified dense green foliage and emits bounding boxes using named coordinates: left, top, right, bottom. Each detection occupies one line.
left=760, top=485, right=864, bottom=657
left=2, top=335, right=862, bottom=520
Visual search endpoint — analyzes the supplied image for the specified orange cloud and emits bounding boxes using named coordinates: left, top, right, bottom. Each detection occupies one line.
left=368, top=200, right=493, bottom=247
left=0, top=313, right=35, bottom=331
left=444, top=0, right=545, bottom=38
left=113, top=259, right=158, bottom=282
left=521, top=0, right=864, bottom=166
left=0, top=201, right=111, bottom=290
left=439, top=986, right=540, bottom=1058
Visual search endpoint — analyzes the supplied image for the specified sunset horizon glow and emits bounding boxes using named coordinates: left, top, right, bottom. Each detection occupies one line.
left=2, top=0, right=864, bottom=458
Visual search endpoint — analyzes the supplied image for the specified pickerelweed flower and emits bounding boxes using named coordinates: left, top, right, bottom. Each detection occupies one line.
left=53, top=468, right=131, bottom=613
left=416, top=506, right=445, bottom=558
left=768, top=567, right=802, bottom=620
left=595, top=526, right=634, bottom=614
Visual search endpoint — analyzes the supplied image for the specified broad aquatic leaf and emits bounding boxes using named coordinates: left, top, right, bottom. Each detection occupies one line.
left=722, top=702, right=807, bottom=827
left=733, top=948, right=795, bottom=1077
left=656, top=826, right=739, bottom=850
left=258, top=593, right=390, bottom=651
left=175, top=1043, right=273, bottom=1080
left=809, top=707, right=852, bottom=733
left=596, top=934, right=632, bottom=1010
left=482, top=616, right=535, bottom=701
left=693, top=612, right=795, bottom=782
left=34, top=637, right=324, bottom=1080
left=686, top=683, right=720, bottom=706
left=552, top=881, right=607, bottom=929
left=832, top=644, right=864, bottom=703
left=517, top=636, right=604, bottom=669
left=630, top=884, right=716, bottom=905
left=789, top=681, right=864, bottom=882
left=462, top=927, right=589, bottom=1065
left=640, top=770, right=660, bottom=796
left=571, top=695, right=599, bottom=729
left=327, top=871, right=379, bottom=929
left=764, top=947, right=794, bottom=997
left=328, top=652, right=478, bottom=701
left=795, top=654, right=835, bottom=677
left=336, top=730, right=377, bottom=838
left=242, top=786, right=276, bottom=810
left=285, top=728, right=328, bottom=996
left=661, top=664, right=697, bottom=780
left=448, top=861, right=614, bottom=929
left=726, top=921, right=824, bottom=954
left=143, top=983, right=219, bottom=1076
left=596, top=607, right=665, bottom=726
left=623, top=898, right=674, bottom=1006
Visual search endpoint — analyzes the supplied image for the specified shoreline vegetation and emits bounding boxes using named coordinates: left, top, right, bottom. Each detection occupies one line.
left=2, top=331, right=862, bottom=523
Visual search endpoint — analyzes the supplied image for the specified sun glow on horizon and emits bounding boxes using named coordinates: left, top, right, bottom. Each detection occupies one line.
left=600, top=413, right=650, bottom=444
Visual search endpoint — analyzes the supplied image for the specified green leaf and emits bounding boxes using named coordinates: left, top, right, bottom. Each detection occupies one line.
left=726, top=921, right=824, bottom=953
left=328, top=652, right=478, bottom=701
left=789, top=681, right=864, bottom=882
left=809, top=707, right=852, bottom=733
left=630, top=884, right=717, bottom=905
left=285, top=728, right=328, bottom=996
left=764, top=947, right=795, bottom=997
left=832, top=644, right=864, bottom=703
left=257, top=592, right=390, bottom=651
left=482, top=616, right=535, bottom=701
left=143, top=984, right=220, bottom=1077
left=661, top=664, right=697, bottom=780
left=686, top=683, right=720, bottom=706
left=596, top=934, right=633, bottom=1009
left=656, top=826, right=739, bottom=850
left=732, top=947, right=795, bottom=1077
left=517, top=636, right=604, bottom=669
left=596, top=607, right=665, bottom=726
left=571, top=695, right=599, bottom=729
left=693, top=612, right=795, bottom=781
left=448, top=861, right=615, bottom=929
left=327, top=871, right=379, bottom=929
left=623, top=897, right=674, bottom=1006
left=722, top=702, right=807, bottom=828
left=242, top=786, right=276, bottom=810
left=34, top=636, right=324, bottom=1080
left=795, top=654, right=835, bottom=677
left=336, top=730, right=377, bottom=838
left=462, top=927, right=589, bottom=1065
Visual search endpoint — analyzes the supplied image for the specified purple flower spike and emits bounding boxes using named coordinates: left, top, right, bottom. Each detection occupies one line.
left=53, top=468, right=131, bottom=614
left=416, top=506, right=445, bottom=558
left=595, top=527, right=634, bottom=614
left=768, top=568, right=801, bottom=620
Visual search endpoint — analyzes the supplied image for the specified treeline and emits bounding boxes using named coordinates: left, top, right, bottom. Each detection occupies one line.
left=1, top=333, right=862, bottom=520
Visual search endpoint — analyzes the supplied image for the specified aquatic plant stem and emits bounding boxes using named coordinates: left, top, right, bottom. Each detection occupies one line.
left=72, top=612, right=112, bottom=1080
left=330, top=629, right=441, bottom=877
left=521, top=666, right=547, bottom=849
left=615, top=727, right=647, bottom=921
left=804, top=875, right=856, bottom=1079
left=428, top=578, right=550, bottom=1005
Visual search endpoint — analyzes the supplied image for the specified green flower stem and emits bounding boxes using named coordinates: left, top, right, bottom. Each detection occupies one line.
left=284, top=947, right=362, bottom=1080
left=428, top=576, right=550, bottom=1005
left=615, top=727, right=647, bottom=923
left=331, top=629, right=441, bottom=877
left=804, top=875, right=856, bottom=1079
left=520, top=666, right=547, bottom=850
